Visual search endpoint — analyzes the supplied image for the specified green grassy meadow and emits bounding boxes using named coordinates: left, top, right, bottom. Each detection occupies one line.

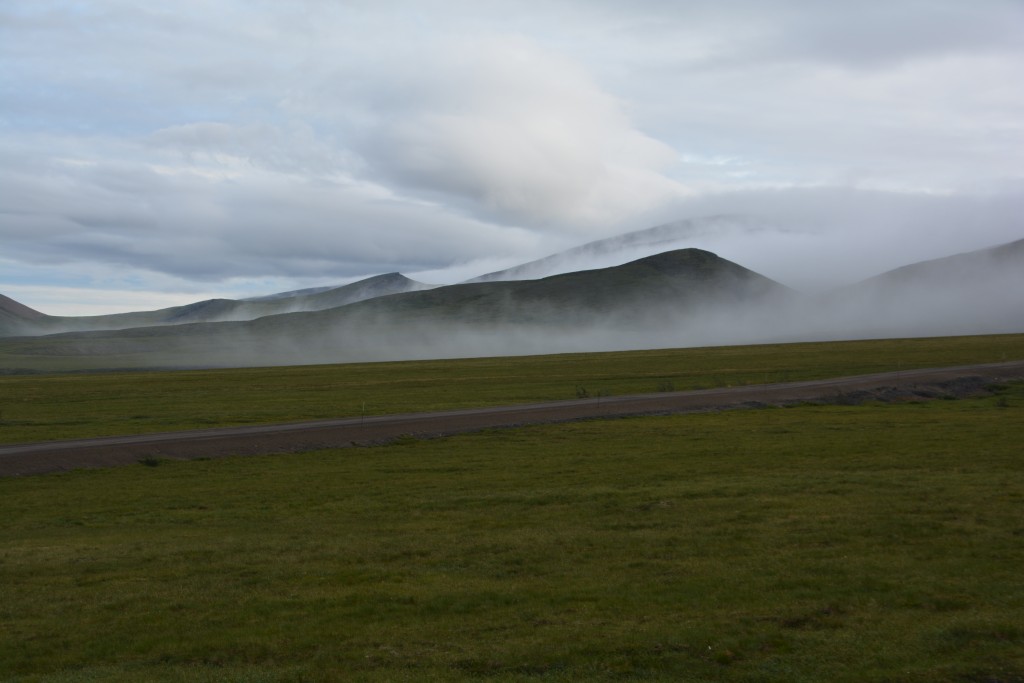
left=2, top=381, right=1023, bottom=682
left=2, top=334, right=1023, bottom=444
left=2, top=335, right=1023, bottom=681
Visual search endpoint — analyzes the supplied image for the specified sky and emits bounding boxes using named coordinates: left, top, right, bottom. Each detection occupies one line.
left=2, top=0, right=1023, bottom=315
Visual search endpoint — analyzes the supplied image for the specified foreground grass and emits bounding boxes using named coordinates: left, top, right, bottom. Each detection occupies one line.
left=1, top=333, right=1022, bottom=444
left=2, top=383, right=1022, bottom=682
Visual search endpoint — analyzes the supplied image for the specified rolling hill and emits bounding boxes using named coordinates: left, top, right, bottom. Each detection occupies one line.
left=857, top=236, right=1024, bottom=289
left=803, top=237, right=1024, bottom=340
left=327, top=247, right=792, bottom=324
left=465, top=214, right=765, bottom=283
left=1, top=236, right=1022, bottom=372
left=0, top=294, right=46, bottom=337
left=0, top=249, right=796, bottom=370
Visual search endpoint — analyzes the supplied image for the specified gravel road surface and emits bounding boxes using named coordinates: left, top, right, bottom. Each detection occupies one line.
left=2, top=361, right=1022, bottom=477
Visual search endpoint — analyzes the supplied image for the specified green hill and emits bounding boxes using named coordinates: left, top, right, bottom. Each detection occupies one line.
left=315, top=248, right=790, bottom=324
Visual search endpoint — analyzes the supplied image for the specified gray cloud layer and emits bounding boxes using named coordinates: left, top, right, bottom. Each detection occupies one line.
left=1, top=1, right=1022, bottom=313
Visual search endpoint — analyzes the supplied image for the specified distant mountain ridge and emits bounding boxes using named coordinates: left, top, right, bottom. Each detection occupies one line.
left=0, top=293, right=44, bottom=321
left=811, top=237, right=1024, bottom=339
left=0, top=294, right=45, bottom=337
left=332, top=248, right=792, bottom=326
left=0, top=248, right=797, bottom=369
left=856, top=236, right=1024, bottom=288
left=244, top=272, right=432, bottom=303
left=1, top=230, right=1022, bottom=372
left=0, top=272, right=431, bottom=337
left=465, top=214, right=766, bottom=283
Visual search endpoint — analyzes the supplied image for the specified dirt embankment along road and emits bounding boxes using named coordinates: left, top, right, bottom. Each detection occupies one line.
left=2, top=361, right=1023, bottom=477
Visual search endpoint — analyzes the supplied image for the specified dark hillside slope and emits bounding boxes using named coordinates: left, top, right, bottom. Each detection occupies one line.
left=334, top=248, right=792, bottom=326
left=0, top=293, right=48, bottom=337
left=0, top=294, right=44, bottom=320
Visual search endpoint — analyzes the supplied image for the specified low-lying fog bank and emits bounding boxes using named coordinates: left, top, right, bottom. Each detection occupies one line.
left=1, top=237, right=1021, bottom=371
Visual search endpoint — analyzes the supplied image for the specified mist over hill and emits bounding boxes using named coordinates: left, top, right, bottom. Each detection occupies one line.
left=0, top=294, right=45, bottom=337
left=464, top=215, right=766, bottom=283
left=450, top=191, right=1024, bottom=292
left=0, top=249, right=797, bottom=369
left=805, top=237, right=1024, bottom=340
left=0, top=234, right=1022, bottom=372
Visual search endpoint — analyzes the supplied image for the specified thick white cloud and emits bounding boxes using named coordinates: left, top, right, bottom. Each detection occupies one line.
left=360, top=36, right=687, bottom=230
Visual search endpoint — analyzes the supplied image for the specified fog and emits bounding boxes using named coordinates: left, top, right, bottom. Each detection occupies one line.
left=802, top=242, right=1024, bottom=341
left=446, top=189, right=1024, bottom=293
left=4, top=236, right=1020, bottom=371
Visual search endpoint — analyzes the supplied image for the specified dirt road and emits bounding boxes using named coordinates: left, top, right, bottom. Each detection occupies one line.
left=2, top=361, right=1022, bottom=477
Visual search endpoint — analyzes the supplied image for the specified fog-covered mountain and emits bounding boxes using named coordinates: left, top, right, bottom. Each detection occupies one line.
left=0, top=249, right=796, bottom=369
left=804, top=237, right=1024, bottom=340
left=0, top=293, right=45, bottom=335
left=465, top=214, right=768, bottom=283
left=0, top=272, right=431, bottom=338
left=335, top=248, right=793, bottom=325
left=0, top=235, right=1021, bottom=372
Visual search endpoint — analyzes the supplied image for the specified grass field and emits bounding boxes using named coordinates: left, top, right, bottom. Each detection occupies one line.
left=1, top=379, right=1022, bottom=682
left=2, top=334, right=1023, bottom=445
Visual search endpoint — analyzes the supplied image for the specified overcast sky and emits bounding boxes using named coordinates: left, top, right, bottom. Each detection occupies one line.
left=2, top=0, right=1023, bottom=315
